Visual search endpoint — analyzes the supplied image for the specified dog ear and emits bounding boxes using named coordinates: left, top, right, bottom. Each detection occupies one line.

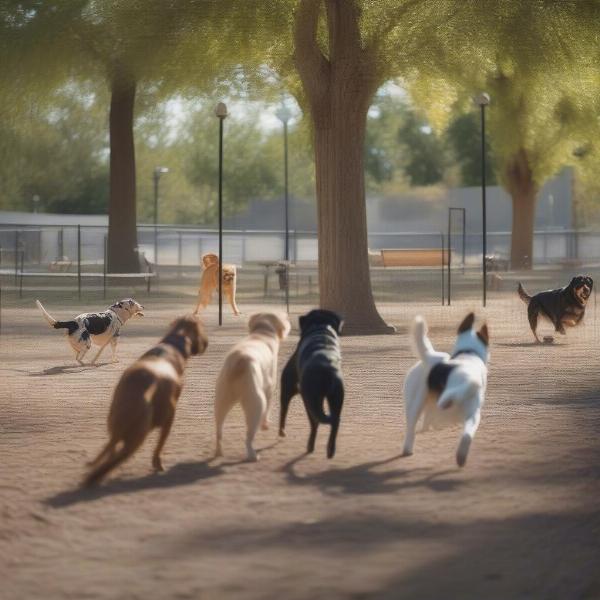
left=274, top=314, right=291, bottom=339
left=298, top=314, right=309, bottom=333
left=477, top=323, right=490, bottom=346
left=248, top=313, right=262, bottom=332
left=457, top=312, right=475, bottom=334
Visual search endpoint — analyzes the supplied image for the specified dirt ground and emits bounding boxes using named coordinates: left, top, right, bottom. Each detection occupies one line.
left=1, top=293, right=600, bottom=600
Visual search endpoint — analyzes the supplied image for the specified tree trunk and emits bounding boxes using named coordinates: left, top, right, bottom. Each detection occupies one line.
left=107, top=68, right=139, bottom=273
left=505, top=149, right=538, bottom=270
left=294, top=0, right=393, bottom=334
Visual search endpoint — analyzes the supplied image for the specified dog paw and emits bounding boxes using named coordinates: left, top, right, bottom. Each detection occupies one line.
left=401, top=449, right=413, bottom=457
left=246, top=452, right=259, bottom=462
left=278, top=429, right=286, bottom=438
left=261, top=422, right=270, bottom=431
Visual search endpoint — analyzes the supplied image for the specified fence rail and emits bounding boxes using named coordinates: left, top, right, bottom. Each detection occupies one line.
left=1, top=224, right=598, bottom=273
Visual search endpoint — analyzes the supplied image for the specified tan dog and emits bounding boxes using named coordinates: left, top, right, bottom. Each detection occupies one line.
left=194, top=253, right=241, bottom=316
left=215, top=312, right=290, bottom=461
left=84, top=315, right=208, bottom=486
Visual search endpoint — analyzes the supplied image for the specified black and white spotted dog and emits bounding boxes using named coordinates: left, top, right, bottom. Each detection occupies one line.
left=36, top=298, right=144, bottom=365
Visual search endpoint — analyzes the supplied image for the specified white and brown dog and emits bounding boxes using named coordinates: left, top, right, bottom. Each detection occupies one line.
left=214, top=312, right=290, bottom=461
left=402, top=312, right=490, bottom=467
left=194, top=253, right=241, bottom=316
left=36, top=298, right=144, bottom=365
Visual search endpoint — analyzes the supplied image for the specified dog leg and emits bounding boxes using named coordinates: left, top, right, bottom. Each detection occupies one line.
left=152, top=412, right=175, bottom=472
left=456, top=408, right=481, bottom=467
left=528, top=303, right=542, bottom=343
left=91, top=341, right=110, bottom=365
left=227, top=286, right=241, bottom=316
left=244, top=391, right=266, bottom=462
left=193, top=289, right=212, bottom=314
left=214, top=386, right=235, bottom=458
left=75, top=349, right=85, bottom=365
left=279, top=356, right=298, bottom=437
left=306, top=412, right=319, bottom=454
left=87, top=438, right=117, bottom=468
left=109, top=338, right=119, bottom=363
left=326, top=380, right=344, bottom=459
left=402, top=380, right=427, bottom=456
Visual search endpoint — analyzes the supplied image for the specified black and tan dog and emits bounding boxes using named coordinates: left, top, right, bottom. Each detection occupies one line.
left=518, top=275, right=593, bottom=343
left=279, top=309, right=344, bottom=458
left=84, top=315, right=208, bottom=486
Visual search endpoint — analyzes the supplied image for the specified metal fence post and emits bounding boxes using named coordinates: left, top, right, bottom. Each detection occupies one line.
left=440, top=232, right=445, bottom=306
left=14, top=230, right=19, bottom=284
left=103, top=234, right=107, bottom=299
left=77, top=225, right=81, bottom=300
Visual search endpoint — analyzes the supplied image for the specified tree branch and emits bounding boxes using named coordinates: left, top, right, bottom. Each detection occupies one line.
left=293, top=0, right=330, bottom=103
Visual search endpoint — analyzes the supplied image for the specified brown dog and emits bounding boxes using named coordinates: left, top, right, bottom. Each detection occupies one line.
left=84, top=315, right=208, bottom=486
left=194, top=253, right=241, bottom=316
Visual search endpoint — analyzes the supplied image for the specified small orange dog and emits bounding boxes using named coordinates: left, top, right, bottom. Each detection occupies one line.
left=194, top=253, right=241, bottom=316
left=84, top=315, right=208, bottom=486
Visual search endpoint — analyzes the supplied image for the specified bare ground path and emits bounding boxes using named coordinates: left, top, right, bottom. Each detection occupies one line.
left=1, top=296, right=599, bottom=599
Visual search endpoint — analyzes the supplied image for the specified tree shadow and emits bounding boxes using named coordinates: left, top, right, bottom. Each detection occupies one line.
left=280, top=452, right=463, bottom=496
left=44, top=458, right=242, bottom=508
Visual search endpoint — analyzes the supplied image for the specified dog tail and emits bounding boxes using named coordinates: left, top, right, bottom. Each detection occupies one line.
left=36, top=299, right=79, bottom=333
left=517, top=282, right=531, bottom=304
left=412, top=316, right=436, bottom=364
left=36, top=299, right=57, bottom=326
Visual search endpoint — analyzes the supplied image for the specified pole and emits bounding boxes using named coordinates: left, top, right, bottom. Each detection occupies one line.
left=481, top=104, right=487, bottom=307
left=447, top=211, right=452, bottom=306
left=218, top=117, right=224, bottom=326
left=283, top=119, right=290, bottom=313
left=103, top=234, right=107, bottom=299
left=153, top=172, right=159, bottom=267
left=462, top=207, right=466, bottom=272
left=77, top=224, right=81, bottom=300
left=14, top=230, right=19, bottom=284
left=440, top=232, right=445, bottom=306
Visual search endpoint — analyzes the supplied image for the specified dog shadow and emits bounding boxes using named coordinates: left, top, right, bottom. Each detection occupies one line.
left=29, top=362, right=115, bottom=376
left=44, top=458, right=243, bottom=508
left=281, top=453, right=463, bottom=496
left=496, top=341, right=559, bottom=348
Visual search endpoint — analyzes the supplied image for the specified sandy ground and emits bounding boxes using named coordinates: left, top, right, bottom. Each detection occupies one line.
left=1, top=294, right=600, bottom=600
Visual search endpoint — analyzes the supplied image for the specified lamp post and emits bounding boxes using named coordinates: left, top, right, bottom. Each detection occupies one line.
left=153, top=166, right=169, bottom=267
left=275, top=102, right=292, bottom=312
left=215, top=102, right=228, bottom=326
left=474, top=92, right=490, bottom=307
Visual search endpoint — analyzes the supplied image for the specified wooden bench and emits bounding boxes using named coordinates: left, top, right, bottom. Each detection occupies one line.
left=380, top=248, right=447, bottom=268
left=370, top=248, right=447, bottom=304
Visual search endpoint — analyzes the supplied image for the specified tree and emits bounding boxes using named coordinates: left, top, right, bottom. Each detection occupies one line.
left=409, top=0, right=600, bottom=269
left=273, top=0, right=443, bottom=333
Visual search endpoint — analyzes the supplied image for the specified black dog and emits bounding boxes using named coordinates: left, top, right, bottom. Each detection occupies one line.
left=279, top=309, right=344, bottom=458
left=518, top=275, right=593, bottom=342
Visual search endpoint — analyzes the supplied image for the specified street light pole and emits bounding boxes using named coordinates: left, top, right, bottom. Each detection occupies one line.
left=215, top=102, right=228, bottom=326
left=474, top=92, right=490, bottom=307
left=153, top=166, right=168, bottom=267
left=276, top=102, right=292, bottom=313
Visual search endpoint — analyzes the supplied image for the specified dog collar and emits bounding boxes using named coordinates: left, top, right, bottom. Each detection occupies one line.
left=451, top=349, right=480, bottom=359
left=109, top=309, right=124, bottom=326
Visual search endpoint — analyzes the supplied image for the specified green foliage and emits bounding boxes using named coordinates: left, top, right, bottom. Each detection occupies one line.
left=0, top=82, right=109, bottom=213
left=445, top=113, right=496, bottom=187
